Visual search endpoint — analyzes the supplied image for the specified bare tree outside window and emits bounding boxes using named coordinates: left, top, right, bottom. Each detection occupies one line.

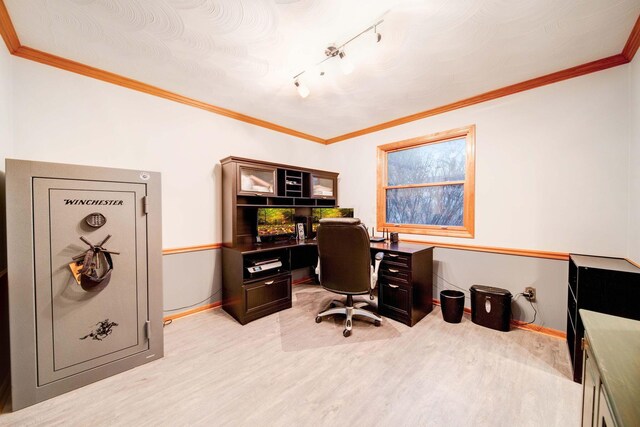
left=377, top=126, right=475, bottom=238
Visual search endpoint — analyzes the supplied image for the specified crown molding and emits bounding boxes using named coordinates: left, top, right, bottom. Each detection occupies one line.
left=325, top=54, right=629, bottom=144
left=0, top=2, right=638, bottom=145
left=13, top=46, right=326, bottom=144
left=0, top=0, right=18, bottom=53
left=623, top=13, right=640, bottom=61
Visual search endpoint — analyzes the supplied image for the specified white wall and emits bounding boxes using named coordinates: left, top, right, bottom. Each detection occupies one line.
left=5, top=55, right=328, bottom=313
left=629, top=57, right=640, bottom=265
left=321, top=65, right=632, bottom=331
left=9, top=56, right=327, bottom=249
left=0, top=46, right=13, bottom=170
left=324, top=66, right=631, bottom=256
left=0, top=46, right=13, bottom=271
left=2, top=51, right=635, bottom=328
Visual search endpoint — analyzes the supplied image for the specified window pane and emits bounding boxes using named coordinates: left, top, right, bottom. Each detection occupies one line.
left=386, top=185, right=463, bottom=226
left=387, top=138, right=466, bottom=186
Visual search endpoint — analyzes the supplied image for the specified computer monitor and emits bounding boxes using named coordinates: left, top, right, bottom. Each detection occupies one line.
left=256, top=208, right=296, bottom=238
left=311, top=207, right=355, bottom=233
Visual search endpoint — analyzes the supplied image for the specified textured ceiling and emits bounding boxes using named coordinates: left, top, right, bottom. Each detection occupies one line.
left=5, top=0, right=640, bottom=139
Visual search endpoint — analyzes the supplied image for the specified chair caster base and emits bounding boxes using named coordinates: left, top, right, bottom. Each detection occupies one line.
left=374, top=320, right=381, bottom=327
left=315, top=316, right=322, bottom=323
left=343, top=329, right=351, bottom=337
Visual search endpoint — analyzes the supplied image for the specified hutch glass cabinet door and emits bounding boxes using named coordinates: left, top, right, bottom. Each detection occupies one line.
left=311, top=173, right=336, bottom=198
left=238, top=165, right=276, bottom=196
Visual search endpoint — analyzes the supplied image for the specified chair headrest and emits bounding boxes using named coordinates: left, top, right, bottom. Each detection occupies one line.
left=319, top=217, right=361, bottom=226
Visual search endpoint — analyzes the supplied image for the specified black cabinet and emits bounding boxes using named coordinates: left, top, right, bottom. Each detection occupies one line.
left=373, top=243, right=433, bottom=327
left=567, top=254, right=640, bottom=383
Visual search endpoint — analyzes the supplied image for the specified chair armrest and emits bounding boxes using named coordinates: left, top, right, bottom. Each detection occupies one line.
left=370, top=252, right=384, bottom=289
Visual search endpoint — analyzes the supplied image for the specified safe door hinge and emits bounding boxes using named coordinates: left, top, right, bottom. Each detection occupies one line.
left=145, top=320, right=151, bottom=340
left=143, top=196, right=149, bottom=215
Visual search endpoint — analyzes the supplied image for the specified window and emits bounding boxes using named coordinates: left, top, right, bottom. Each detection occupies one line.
left=377, top=125, right=475, bottom=238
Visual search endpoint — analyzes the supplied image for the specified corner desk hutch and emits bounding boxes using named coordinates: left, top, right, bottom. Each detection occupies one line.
left=220, top=157, right=433, bottom=326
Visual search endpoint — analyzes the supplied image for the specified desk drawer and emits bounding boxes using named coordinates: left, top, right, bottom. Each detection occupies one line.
left=380, top=252, right=410, bottom=269
left=379, top=281, right=411, bottom=321
left=244, top=274, right=291, bottom=315
left=380, top=266, right=410, bottom=284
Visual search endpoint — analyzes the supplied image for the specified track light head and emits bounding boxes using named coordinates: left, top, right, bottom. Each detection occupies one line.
left=338, top=50, right=354, bottom=75
left=294, top=80, right=310, bottom=98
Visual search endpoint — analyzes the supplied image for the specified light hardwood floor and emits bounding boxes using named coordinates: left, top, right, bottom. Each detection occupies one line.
left=0, top=284, right=581, bottom=426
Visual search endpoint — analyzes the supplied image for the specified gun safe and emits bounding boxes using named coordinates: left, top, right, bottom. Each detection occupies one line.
left=6, top=159, right=163, bottom=410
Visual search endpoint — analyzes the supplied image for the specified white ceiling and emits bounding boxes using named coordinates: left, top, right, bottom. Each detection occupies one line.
left=6, top=0, right=640, bottom=139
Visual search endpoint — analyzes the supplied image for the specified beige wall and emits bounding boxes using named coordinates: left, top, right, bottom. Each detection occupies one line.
left=0, top=46, right=11, bottom=386
left=4, top=54, right=329, bottom=315
left=629, top=57, right=640, bottom=265
left=0, top=45, right=13, bottom=179
left=9, top=55, right=328, bottom=249
left=324, top=65, right=631, bottom=256
left=321, top=65, right=632, bottom=331
left=1, top=49, right=637, bottom=328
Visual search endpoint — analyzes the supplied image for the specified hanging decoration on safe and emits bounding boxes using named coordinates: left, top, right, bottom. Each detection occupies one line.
left=69, top=234, right=119, bottom=292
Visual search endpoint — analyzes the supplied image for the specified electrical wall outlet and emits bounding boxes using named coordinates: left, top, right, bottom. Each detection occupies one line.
left=524, top=287, right=536, bottom=301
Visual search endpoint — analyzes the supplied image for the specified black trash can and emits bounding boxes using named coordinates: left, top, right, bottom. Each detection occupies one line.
left=440, top=290, right=465, bottom=323
left=470, top=285, right=512, bottom=332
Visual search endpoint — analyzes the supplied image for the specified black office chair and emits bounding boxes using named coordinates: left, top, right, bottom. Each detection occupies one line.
left=314, top=218, right=384, bottom=337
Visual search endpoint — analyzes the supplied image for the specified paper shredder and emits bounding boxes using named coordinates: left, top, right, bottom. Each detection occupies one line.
left=470, top=285, right=512, bottom=332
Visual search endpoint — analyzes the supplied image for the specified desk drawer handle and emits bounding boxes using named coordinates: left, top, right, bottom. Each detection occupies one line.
left=387, top=283, right=399, bottom=289
left=264, top=280, right=274, bottom=285
left=387, top=254, right=399, bottom=258
left=388, top=269, right=399, bottom=273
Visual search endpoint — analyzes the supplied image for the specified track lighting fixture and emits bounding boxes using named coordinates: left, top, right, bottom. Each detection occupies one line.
left=292, top=16, right=385, bottom=98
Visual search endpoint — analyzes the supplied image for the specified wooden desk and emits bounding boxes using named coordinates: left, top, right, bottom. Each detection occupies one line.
left=222, top=240, right=433, bottom=326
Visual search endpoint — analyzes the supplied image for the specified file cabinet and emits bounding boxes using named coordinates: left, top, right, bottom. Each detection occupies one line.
left=373, top=243, right=433, bottom=327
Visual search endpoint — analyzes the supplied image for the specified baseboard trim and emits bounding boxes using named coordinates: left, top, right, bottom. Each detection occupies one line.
left=162, top=277, right=315, bottom=322
left=161, top=284, right=566, bottom=339
left=510, top=319, right=566, bottom=339
left=163, top=301, right=222, bottom=322
left=293, top=277, right=316, bottom=286
left=432, top=299, right=565, bottom=339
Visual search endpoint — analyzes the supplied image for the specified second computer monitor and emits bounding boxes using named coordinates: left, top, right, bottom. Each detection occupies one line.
left=311, top=207, right=355, bottom=233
